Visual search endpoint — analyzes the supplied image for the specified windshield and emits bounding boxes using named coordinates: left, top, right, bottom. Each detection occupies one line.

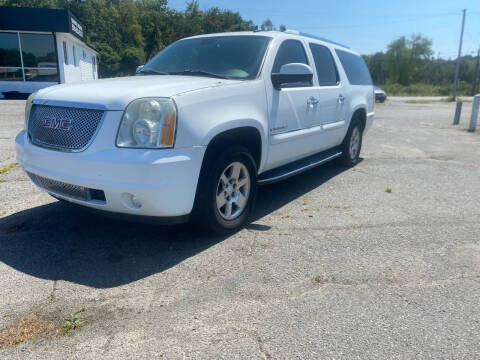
left=140, top=35, right=271, bottom=80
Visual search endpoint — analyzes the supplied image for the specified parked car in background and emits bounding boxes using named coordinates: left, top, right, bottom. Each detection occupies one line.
left=16, top=30, right=374, bottom=234
left=374, top=86, right=387, bottom=102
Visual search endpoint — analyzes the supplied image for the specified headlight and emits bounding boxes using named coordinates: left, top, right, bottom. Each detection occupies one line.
left=116, top=98, right=177, bottom=148
left=24, top=91, right=37, bottom=131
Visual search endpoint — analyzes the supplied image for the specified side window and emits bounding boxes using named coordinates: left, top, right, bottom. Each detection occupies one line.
left=92, top=55, right=96, bottom=79
left=309, top=43, right=339, bottom=86
left=272, top=39, right=309, bottom=73
left=63, top=41, right=68, bottom=65
left=335, top=49, right=372, bottom=85
left=72, top=45, right=77, bottom=66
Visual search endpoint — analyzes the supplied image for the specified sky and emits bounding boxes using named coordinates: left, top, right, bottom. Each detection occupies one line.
left=167, top=0, right=480, bottom=58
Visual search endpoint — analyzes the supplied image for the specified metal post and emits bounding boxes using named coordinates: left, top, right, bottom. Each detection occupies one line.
left=453, top=101, right=462, bottom=125
left=468, top=95, right=480, bottom=132
left=453, top=9, right=466, bottom=101
left=473, top=48, right=480, bottom=96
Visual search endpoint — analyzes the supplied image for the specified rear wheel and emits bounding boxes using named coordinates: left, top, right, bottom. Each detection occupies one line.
left=340, top=119, right=363, bottom=167
left=193, top=146, right=257, bottom=235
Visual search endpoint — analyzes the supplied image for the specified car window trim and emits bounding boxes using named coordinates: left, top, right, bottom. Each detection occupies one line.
left=271, top=38, right=312, bottom=89
left=308, top=42, right=340, bottom=87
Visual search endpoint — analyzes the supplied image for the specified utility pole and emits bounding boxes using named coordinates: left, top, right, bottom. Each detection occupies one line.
left=453, top=9, right=466, bottom=101
left=472, top=47, right=480, bottom=96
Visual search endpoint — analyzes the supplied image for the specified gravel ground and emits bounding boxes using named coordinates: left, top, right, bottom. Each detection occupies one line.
left=0, top=98, right=479, bottom=359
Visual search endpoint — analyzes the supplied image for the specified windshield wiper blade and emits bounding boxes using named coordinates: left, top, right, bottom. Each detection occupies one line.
left=169, top=69, right=228, bottom=79
left=138, top=69, right=169, bottom=75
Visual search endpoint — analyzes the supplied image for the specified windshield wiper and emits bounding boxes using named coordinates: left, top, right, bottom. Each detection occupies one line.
left=138, top=69, right=169, bottom=75
left=169, top=69, right=228, bottom=79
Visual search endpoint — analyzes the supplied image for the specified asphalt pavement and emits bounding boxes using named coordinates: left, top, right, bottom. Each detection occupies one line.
left=0, top=98, right=479, bottom=359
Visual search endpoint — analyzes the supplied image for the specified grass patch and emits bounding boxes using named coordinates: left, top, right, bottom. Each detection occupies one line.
left=382, top=82, right=472, bottom=97
left=281, top=214, right=291, bottom=219
left=0, top=310, right=55, bottom=349
left=57, top=312, right=84, bottom=336
left=385, top=187, right=393, bottom=193
left=0, top=163, right=18, bottom=175
left=328, top=204, right=351, bottom=210
left=405, top=99, right=438, bottom=104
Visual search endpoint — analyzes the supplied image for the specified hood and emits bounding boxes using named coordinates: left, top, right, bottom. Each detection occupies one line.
left=35, top=75, right=240, bottom=110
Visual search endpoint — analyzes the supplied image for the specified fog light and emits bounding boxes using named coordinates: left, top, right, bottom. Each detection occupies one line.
left=121, top=193, right=142, bottom=209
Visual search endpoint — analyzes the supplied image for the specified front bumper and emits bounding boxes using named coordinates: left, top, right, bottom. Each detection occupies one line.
left=16, top=112, right=206, bottom=218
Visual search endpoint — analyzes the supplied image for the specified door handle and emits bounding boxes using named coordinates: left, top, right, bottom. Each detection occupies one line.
left=338, top=94, right=346, bottom=103
left=307, top=96, right=319, bottom=107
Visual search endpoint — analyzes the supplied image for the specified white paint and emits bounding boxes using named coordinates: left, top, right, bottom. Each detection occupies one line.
left=16, top=31, right=374, bottom=219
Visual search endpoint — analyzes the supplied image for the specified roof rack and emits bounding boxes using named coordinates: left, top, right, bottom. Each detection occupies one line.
left=284, top=29, right=349, bottom=49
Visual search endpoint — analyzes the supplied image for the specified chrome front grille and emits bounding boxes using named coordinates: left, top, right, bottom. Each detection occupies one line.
left=28, top=172, right=87, bottom=200
left=28, top=105, right=104, bottom=152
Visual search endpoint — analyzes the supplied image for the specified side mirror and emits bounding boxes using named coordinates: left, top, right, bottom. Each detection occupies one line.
left=136, top=65, right=144, bottom=74
left=271, top=63, right=313, bottom=90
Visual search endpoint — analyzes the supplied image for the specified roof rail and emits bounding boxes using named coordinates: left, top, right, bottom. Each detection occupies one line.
left=298, top=32, right=350, bottom=49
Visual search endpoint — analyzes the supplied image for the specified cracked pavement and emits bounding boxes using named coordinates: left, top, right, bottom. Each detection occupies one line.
left=1, top=98, right=480, bottom=359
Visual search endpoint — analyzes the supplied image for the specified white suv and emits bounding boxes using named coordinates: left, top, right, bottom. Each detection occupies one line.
left=16, top=30, right=374, bottom=233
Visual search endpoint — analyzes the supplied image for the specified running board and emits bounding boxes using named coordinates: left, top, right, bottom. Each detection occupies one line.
left=258, top=149, right=342, bottom=185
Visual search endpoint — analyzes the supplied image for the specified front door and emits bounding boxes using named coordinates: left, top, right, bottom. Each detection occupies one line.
left=266, top=39, right=321, bottom=169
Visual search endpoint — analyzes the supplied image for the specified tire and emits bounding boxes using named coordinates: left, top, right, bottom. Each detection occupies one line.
left=193, top=145, right=257, bottom=235
left=339, top=118, right=363, bottom=167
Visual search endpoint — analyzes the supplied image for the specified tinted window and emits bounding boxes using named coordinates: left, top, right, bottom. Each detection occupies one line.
left=309, top=43, right=339, bottom=86
left=143, top=36, right=271, bottom=80
left=0, top=68, right=23, bottom=81
left=272, top=40, right=309, bottom=73
left=335, top=49, right=372, bottom=85
left=24, top=68, right=58, bottom=82
left=20, top=34, right=56, bottom=68
left=63, top=41, right=68, bottom=65
left=0, top=32, right=21, bottom=67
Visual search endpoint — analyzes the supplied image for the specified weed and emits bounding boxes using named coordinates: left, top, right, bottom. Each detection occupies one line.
left=328, top=205, right=351, bottom=210
left=0, top=163, right=18, bottom=175
left=0, top=179, right=7, bottom=183
left=57, top=312, right=84, bottom=336
left=0, top=210, right=7, bottom=217
left=281, top=214, right=291, bottom=219
left=385, top=187, right=393, bottom=193
left=0, top=310, right=55, bottom=349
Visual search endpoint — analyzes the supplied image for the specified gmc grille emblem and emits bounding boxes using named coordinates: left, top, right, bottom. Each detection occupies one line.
left=42, top=117, right=73, bottom=131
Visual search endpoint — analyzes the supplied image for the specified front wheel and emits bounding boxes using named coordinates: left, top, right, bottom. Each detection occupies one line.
left=340, top=119, right=363, bottom=167
left=193, top=146, right=257, bottom=235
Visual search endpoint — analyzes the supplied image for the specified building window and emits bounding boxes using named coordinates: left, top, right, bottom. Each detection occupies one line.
left=0, top=32, right=22, bottom=81
left=0, top=32, right=22, bottom=67
left=63, top=41, right=68, bottom=65
left=72, top=45, right=77, bottom=66
left=92, top=55, right=96, bottom=79
left=19, top=33, right=58, bottom=82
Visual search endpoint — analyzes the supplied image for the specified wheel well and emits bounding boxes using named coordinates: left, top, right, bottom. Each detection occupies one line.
left=352, top=108, right=367, bottom=131
left=204, top=127, right=262, bottom=169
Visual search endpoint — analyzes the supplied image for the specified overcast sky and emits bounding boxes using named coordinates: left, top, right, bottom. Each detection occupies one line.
left=168, top=0, right=480, bottom=58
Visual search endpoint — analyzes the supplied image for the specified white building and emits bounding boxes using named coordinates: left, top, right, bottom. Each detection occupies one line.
left=0, top=6, right=98, bottom=99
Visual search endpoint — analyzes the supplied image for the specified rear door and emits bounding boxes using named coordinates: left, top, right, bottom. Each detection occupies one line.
left=308, top=42, right=347, bottom=148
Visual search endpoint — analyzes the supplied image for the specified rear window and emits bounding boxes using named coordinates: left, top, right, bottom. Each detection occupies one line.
left=309, top=43, right=339, bottom=86
left=335, top=49, right=372, bottom=85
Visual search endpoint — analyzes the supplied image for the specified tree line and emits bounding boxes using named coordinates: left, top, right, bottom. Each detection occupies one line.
left=1, top=1, right=478, bottom=95
left=363, top=34, right=479, bottom=96
left=0, top=0, right=260, bottom=77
